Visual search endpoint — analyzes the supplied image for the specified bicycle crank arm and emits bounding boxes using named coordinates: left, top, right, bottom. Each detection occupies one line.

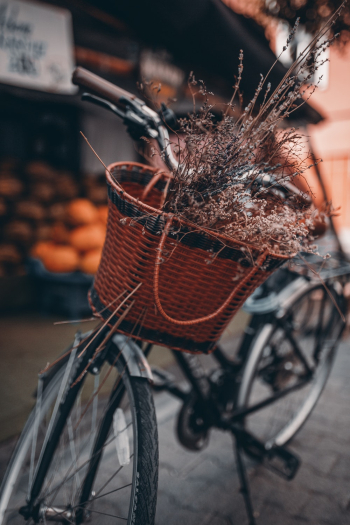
left=151, top=366, right=188, bottom=400
left=230, top=424, right=300, bottom=480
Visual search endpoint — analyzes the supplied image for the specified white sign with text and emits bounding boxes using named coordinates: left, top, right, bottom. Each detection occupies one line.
left=0, top=0, right=76, bottom=93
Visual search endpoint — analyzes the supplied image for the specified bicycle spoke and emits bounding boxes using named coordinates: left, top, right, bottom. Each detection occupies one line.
left=42, top=430, right=90, bottom=502
left=43, top=438, right=66, bottom=502
left=82, top=482, right=132, bottom=505
left=74, top=506, right=127, bottom=521
left=28, top=376, right=43, bottom=500
left=34, top=343, right=78, bottom=486
left=67, top=416, right=81, bottom=505
left=95, top=453, right=134, bottom=497
left=240, top=279, right=346, bottom=448
left=283, top=328, right=313, bottom=376
left=1, top=328, right=159, bottom=525
left=90, top=374, right=100, bottom=454
left=41, top=420, right=133, bottom=501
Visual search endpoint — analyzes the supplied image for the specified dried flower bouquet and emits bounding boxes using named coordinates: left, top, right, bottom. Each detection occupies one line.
left=145, top=6, right=346, bottom=257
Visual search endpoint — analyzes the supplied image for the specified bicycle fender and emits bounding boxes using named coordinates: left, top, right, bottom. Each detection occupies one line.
left=111, top=334, right=153, bottom=382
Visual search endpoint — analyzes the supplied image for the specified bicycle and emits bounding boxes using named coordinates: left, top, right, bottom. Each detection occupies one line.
left=0, top=68, right=348, bottom=525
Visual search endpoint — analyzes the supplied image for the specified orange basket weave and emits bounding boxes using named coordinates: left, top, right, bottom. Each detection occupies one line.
left=89, top=162, right=292, bottom=353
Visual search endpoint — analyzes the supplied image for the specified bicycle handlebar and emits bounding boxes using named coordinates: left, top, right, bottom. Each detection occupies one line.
left=72, top=68, right=312, bottom=208
left=72, top=67, right=144, bottom=109
left=72, top=67, right=180, bottom=173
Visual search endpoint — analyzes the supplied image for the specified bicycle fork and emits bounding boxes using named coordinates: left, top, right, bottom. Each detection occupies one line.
left=19, top=329, right=108, bottom=523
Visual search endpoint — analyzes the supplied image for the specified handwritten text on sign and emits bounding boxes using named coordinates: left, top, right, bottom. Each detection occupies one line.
left=0, top=0, right=76, bottom=93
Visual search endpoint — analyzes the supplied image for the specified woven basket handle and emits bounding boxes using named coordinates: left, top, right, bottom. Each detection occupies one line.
left=153, top=217, right=267, bottom=326
left=141, top=171, right=173, bottom=206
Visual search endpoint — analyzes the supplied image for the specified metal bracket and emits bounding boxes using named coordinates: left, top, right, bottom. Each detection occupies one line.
left=111, top=334, right=153, bottom=382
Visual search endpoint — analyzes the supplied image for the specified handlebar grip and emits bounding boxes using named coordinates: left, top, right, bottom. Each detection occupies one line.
left=72, top=67, right=141, bottom=109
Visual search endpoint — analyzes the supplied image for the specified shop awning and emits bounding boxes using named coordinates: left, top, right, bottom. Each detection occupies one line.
left=89, top=0, right=324, bottom=125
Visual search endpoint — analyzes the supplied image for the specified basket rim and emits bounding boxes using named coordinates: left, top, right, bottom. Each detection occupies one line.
left=105, top=161, right=295, bottom=262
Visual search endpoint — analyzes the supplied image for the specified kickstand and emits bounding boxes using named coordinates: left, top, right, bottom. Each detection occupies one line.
left=234, top=440, right=257, bottom=525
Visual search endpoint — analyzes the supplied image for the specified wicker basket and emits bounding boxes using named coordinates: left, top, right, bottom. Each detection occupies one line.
left=89, top=162, right=292, bottom=353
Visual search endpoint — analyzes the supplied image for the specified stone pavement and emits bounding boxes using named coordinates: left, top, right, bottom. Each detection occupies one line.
left=0, top=339, right=349, bottom=524
left=154, top=339, right=350, bottom=525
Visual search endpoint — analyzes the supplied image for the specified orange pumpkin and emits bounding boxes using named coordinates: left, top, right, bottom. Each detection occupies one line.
left=31, top=241, right=56, bottom=260
left=0, top=244, right=22, bottom=264
left=4, top=221, right=33, bottom=244
left=86, top=185, right=107, bottom=205
left=41, top=245, right=79, bottom=273
left=0, top=176, right=24, bottom=198
left=30, top=182, right=55, bottom=203
left=35, top=223, right=53, bottom=242
left=80, top=248, right=102, bottom=274
left=69, top=224, right=105, bottom=252
left=52, top=222, right=70, bottom=244
left=16, top=201, right=46, bottom=221
left=50, top=203, right=66, bottom=222
left=67, top=199, right=98, bottom=226
left=98, top=205, right=108, bottom=225
left=26, top=161, right=54, bottom=181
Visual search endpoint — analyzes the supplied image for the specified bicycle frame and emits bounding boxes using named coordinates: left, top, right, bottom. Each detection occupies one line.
left=166, top=316, right=311, bottom=427
left=151, top=265, right=348, bottom=427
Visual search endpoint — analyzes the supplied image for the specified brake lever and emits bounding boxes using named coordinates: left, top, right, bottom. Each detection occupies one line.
left=81, top=92, right=126, bottom=119
left=82, top=92, right=158, bottom=140
left=81, top=91, right=179, bottom=172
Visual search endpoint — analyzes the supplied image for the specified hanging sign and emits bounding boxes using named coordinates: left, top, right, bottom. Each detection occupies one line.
left=0, top=0, right=77, bottom=93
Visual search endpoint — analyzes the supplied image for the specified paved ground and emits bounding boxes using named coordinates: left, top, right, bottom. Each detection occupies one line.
left=0, top=318, right=349, bottom=524
left=0, top=311, right=248, bottom=442
left=153, top=339, right=350, bottom=525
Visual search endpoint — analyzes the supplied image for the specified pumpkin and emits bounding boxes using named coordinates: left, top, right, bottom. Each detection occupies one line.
left=52, top=222, right=70, bottom=243
left=86, top=185, right=107, bottom=205
left=80, top=248, right=102, bottom=274
left=35, top=223, right=53, bottom=242
left=0, top=176, right=24, bottom=198
left=4, top=221, right=33, bottom=244
left=0, top=244, right=22, bottom=264
left=50, top=203, right=66, bottom=222
left=69, top=224, right=105, bottom=252
left=30, top=182, right=55, bottom=203
left=31, top=241, right=56, bottom=260
left=56, top=174, right=79, bottom=199
left=98, top=205, right=108, bottom=225
left=26, top=161, right=54, bottom=181
left=67, top=199, right=98, bottom=226
left=16, top=201, right=46, bottom=221
left=41, top=245, right=79, bottom=273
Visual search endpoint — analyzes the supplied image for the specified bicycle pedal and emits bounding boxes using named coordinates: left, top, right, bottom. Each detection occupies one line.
left=265, top=445, right=300, bottom=480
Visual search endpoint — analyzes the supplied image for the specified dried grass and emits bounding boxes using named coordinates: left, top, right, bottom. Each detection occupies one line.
left=144, top=8, right=344, bottom=257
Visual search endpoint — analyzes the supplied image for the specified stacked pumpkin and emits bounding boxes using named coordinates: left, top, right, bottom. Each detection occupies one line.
left=31, top=199, right=108, bottom=275
left=0, top=159, right=109, bottom=276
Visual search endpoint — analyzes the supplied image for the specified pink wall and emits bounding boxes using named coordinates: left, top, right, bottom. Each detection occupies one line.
left=307, top=46, right=350, bottom=233
left=310, top=46, right=350, bottom=157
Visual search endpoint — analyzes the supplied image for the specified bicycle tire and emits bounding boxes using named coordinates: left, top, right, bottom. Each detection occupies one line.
left=237, top=281, right=345, bottom=448
left=0, top=342, right=158, bottom=525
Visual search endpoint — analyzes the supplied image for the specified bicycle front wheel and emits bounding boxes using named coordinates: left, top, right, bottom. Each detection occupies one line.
left=0, top=339, right=158, bottom=525
left=237, top=281, right=346, bottom=448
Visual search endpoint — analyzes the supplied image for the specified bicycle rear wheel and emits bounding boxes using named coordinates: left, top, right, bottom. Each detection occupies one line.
left=0, top=336, right=158, bottom=525
left=237, top=281, right=346, bottom=448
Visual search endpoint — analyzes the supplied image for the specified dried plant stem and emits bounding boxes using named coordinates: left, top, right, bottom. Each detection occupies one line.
left=77, top=283, right=142, bottom=359
left=71, top=299, right=136, bottom=387
left=80, top=131, right=124, bottom=193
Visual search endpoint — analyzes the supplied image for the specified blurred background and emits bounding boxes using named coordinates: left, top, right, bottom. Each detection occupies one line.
left=0, top=0, right=349, bottom=441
